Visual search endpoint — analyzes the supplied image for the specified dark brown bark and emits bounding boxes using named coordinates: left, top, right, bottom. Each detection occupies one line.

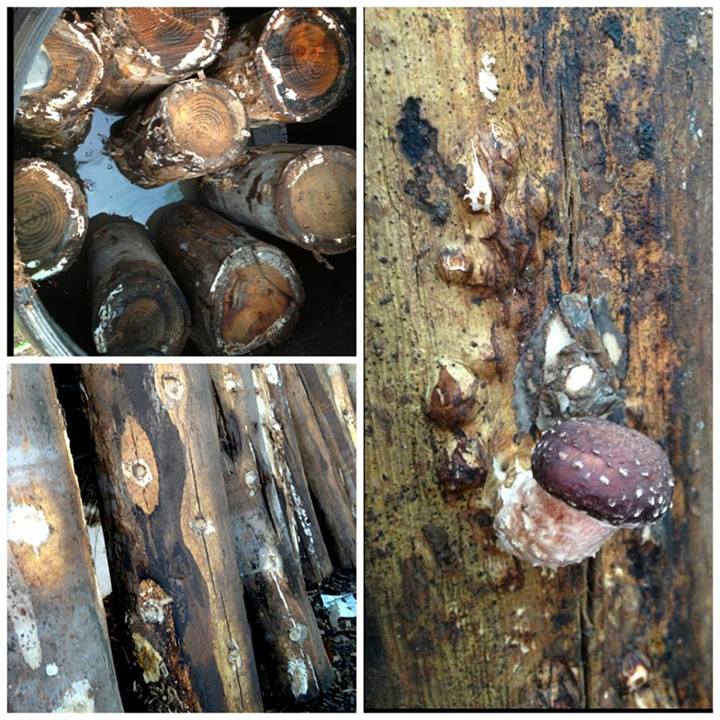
left=282, top=365, right=356, bottom=568
left=201, top=144, right=356, bottom=255
left=364, top=7, right=711, bottom=710
left=108, top=78, right=248, bottom=188
left=13, top=158, right=87, bottom=282
left=81, top=364, right=263, bottom=712
left=210, top=8, right=353, bottom=125
left=87, top=222, right=190, bottom=355
left=209, top=365, right=335, bottom=703
left=8, top=365, right=123, bottom=713
left=16, top=17, right=104, bottom=150
left=157, top=205, right=304, bottom=356
left=93, top=8, right=227, bottom=112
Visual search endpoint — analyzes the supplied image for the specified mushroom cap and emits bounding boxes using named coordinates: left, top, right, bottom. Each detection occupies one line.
left=531, top=418, right=674, bottom=526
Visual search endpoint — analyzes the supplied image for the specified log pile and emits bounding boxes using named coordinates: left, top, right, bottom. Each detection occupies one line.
left=7, top=363, right=356, bottom=711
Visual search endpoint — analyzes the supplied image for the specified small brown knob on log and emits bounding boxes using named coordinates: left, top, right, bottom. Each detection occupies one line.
left=13, top=159, right=88, bottom=282
left=157, top=205, right=304, bottom=355
left=88, top=222, right=190, bottom=355
left=16, top=18, right=104, bottom=150
left=109, top=78, right=249, bottom=188
left=211, top=8, right=353, bottom=125
left=201, top=144, right=356, bottom=255
left=93, top=8, right=228, bottom=112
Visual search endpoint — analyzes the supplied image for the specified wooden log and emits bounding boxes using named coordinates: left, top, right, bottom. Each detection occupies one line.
left=93, top=8, right=227, bottom=112
left=8, top=365, right=123, bottom=713
left=201, top=144, right=356, bottom=255
left=157, top=205, right=304, bottom=355
left=87, top=222, right=190, bottom=355
left=211, top=8, right=353, bottom=125
left=364, top=7, right=711, bottom=710
left=16, top=17, right=104, bottom=150
left=81, top=364, right=263, bottom=712
left=108, top=78, right=249, bottom=188
left=282, top=365, right=356, bottom=569
left=297, top=365, right=357, bottom=503
left=209, top=365, right=335, bottom=703
left=13, top=158, right=87, bottom=282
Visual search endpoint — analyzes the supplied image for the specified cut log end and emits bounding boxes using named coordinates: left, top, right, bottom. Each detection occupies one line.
left=88, top=223, right=190, bottom=355
left=16, top=18, right=104, bottom=150
left=258, top=8, right=352, bottom=122
left=110, top=79, right=248, bottom=188
left=282, top=146, right=356, bottom=254
left=13, top=159, right=88, bottom=281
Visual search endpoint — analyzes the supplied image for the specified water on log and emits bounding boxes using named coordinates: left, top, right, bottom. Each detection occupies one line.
left=13, top=158, right=88, bottom=282
left=211, top=8, right=352, bottom=125
left=201, top=144, right=356, bottom=255
left=210, top=364, right=335, bottom=703
left=93, top=8, right=227, bottom=112
left=16, top=17, right=104, bottom=150
left=87, top=222, right=190, bottom=355
left=81, top=364, right=263, bottom=712
left=157, top=205, right=304, bottom=355
left=108, top=78, right=248, bottom=188
left=8, top=365, right=123, bottom=713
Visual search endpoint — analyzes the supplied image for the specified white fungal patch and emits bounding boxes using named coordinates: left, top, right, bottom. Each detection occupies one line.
left=478, top=51, right=499, bottom=102
left=264, top=364, right=281, bottom=385
left=224, top=371, right=239, bottom=393
left=599, top=475, right=610, bottom=485
left=288, top=657, right=310, bottom=698
left=93, top=284, right=125, bottom=354
left=121, top=458, right=152, bottom=488
left=52, top=678, right=95, bottom=712
left=139, top=596, right=173, bottom=624
left=8, top=553, right=42, bottom=669
left=189, top=516, right=216, bottom=536
left=46, top=662, right=59, bottom=676
left=544, top=316, right=574, bottom=371
left=227, top=638, right=243, bottom=669
left=160, top=372, right=184, bottom=402
left=244, top=470, right=258, bottom=497
left=572, top=460, right=584, bottom=469
left=635, top=488, right=644, bottom=498
left=8, top=502, right=51, bottom=555
left=463, top=141, right=493, bottom=212
left=602, top=331, right=622, bottom=366
left=565, top=364, right=594, bottom=395
left=619, top=468, right=629, bottom=477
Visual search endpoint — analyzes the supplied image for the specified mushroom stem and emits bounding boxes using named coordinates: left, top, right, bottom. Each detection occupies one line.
left=494, top=469, right=617, bottom=568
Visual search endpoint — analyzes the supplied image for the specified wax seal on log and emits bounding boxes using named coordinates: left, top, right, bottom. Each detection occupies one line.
left=494, top=418, right=675, bottom=568
left=93, top=8, right=228, bottom=112
left=157, top=205, right=304, bottom=355
left=201, top=144, right=356, bottom=255
left=16, top=18, right=104, bottom=150
left=108, top=78, right=249, bottom=188
left=88, top=222, right=190, bottom=355
left=13, top=159, right=88, bottom=281
left=211, top=8, right=353, bottom=125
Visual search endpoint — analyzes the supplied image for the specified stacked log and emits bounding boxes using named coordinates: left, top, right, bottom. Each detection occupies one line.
left=13, top=158, right=88, bottom=282
left=201, top=144, right=356, bottom=255
left=108, top=78, right=249, bottom=188
left=211, top=8, right=353, bottom=125
left=8, top=365, right=123, bottom=712
left=16, top=17, right=104, bottom=150
left=157, top=205, right=304, bottom=355
left=93, top=8, right=228, bottom=112
left=87, top=222, right=190, bottom=355
left=81, top=364, right=264, bottom=712
left=210, top=365, right=335, bottom=703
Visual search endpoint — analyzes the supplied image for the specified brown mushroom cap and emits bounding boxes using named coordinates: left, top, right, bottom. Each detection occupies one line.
left=532, top=418, right=674, bottom=526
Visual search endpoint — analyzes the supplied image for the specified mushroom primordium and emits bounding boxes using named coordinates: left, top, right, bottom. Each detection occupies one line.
left=494, top=417, right=674, bottom=568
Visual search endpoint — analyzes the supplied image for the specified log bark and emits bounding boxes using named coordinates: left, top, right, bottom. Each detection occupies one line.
left=209, top=364, right=335, bottom=703
left=200, top=143, right=356, bottom=255
left=81, top=364, right=263, bottom=712
left=93, top=8, right=227, bottom=112
left=108, top=78, right=248, bottom=188
left=13, top=158, right=87, bottom=282
left=157, top=205, right=304, bottom=355
left=8, top=365, right=123, bottom=713
left=87, top=222, right=190, bottom=355
left=210, top=8, right=353, bottom=125
left=282, top=365, right=356, bottom=568
left=364, top=7, right=711, bottom=710
left=16, top=17, right=104, bottom=150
